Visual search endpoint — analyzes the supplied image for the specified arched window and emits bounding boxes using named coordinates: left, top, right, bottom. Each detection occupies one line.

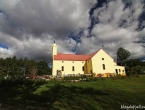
left=72, top=66, right=75, bottom=71
left=102, top=64, right=105, bottom=70
left=62, top=66, right=64, bottom=71
left=82, top=66, right=84, bottom=71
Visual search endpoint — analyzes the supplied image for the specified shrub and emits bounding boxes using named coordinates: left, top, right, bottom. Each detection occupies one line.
left=62, top=76, right=80, bottom=82
left=93, top=77, right=99, bottom=81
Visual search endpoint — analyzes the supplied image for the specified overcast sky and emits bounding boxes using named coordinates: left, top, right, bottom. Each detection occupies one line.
left=0, top=0, right=145, bottom=64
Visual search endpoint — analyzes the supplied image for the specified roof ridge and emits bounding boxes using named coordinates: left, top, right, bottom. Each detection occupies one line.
left=90, top=48, right=102, bottom=57
left=57, top=53, right=91, bottom=56
left=55, top=48, right=102, bottom=61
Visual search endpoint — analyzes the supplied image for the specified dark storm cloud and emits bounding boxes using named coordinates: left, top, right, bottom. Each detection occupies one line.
left=0, top=10, right=24, bottom=40
left=0, top=0, right=145, bottom=64
left=0, top=0, right=96, bottom=39
left=0, top=0, right=96, bottom=62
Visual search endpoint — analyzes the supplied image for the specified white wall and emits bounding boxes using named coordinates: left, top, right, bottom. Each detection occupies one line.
left=52, top=60, right=85, bottom=76
left=91, top=49, right=116, bottom=74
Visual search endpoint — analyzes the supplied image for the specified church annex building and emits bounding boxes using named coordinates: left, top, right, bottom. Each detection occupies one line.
left=52, top=42, right=126, bottom=77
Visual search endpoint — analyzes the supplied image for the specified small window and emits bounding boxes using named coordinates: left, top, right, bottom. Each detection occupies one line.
left=62, top=66, right=64, bottom=71
left=119, top=69, right=121, bottom=72
left=102, top=58, right=104, bottom=60
left=62, top=61, right=64, bottom=63
left=82, top=66, right=84, bottom=71
left=122, top=70, right=124, bottom=72
left=102, top=64, right=105, bottom=70
left=115, top=69, right=118, bottom=74
left=72, top=66, right=75, bottom=71
left=73, top=61, right=74, bottom=63
left=88, top=61, right=89, bottom=62
left=82, top=62, right=84, bottom=63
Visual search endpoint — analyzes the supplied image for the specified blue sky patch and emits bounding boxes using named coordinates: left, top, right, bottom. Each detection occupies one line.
left=0, top=43, right=8, bottom=49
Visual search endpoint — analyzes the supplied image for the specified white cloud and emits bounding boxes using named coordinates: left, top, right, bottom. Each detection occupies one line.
left=0, top=0, right=96, bottom=62
left=0, top=0, right=145, bottom=63
left=0, top=31, right=77, bottom=61
left=0, top=47, right=14, bottom=58
left=79, top=0, right=145, bottom=59
left=0, top=0, right=20, bottom=8
left=0, top=0, right=95, bottom=38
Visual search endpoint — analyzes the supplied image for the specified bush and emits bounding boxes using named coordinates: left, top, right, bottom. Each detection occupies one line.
left=91, top=77, right=99, bottom=81
left=125, top=66, right=131, bottom=76
left=63, top=76, right=80, bottom=81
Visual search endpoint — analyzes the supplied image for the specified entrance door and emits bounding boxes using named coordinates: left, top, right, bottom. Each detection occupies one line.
left=90, top=70, right=92, bottom=73
left=57, top=70, right=62, bottom=77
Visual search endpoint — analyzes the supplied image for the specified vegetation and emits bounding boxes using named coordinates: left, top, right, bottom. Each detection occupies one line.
left=117, top=47, right=131, bottom=66
left=116, top=47, right=145, bottom=76
left=0, top=76, right=145, bottom=110
left=0, top=47, right=145, bottom=109
left=0, top=56, right=52, bottom=79
left=0, top=47, right=145, bottom=78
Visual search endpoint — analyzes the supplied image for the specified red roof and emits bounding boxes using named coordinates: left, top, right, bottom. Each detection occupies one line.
left=53, top=49, right=101, bottom=61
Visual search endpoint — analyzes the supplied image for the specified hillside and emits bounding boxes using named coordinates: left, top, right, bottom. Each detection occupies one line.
left=0, top=76, right=145, bottom=110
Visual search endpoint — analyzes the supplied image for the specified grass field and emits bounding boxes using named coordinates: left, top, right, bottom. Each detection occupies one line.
left=0, top=76, right=145, bottom=110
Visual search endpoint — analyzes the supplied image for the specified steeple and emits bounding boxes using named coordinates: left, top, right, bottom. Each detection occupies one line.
left=52, top=39, right=57, bottom=56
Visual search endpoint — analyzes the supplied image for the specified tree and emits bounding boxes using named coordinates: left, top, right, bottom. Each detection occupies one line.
left=132, top=65, right=142, bottom=74
left=117, top=47, right=130, bottom=66
left=38, top=60, right=48, bottom=75
left=124, top=59, right=142, bottom=68
left=0, top=58, right=4, bottom=75
left=29, top=66, right=38, bottom=78
left=0, top=55, right=52, bottom=77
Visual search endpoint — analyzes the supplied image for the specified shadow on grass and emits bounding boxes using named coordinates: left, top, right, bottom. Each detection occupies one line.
left=0, top=79, right=145, bottom=110
left=0, top=80, right=109, bottom=110
left=39, top=84, right=109, bottom=106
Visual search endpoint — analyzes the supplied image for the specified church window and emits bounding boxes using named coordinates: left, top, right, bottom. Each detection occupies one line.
left=102, top=58, right=104, bottom=60
left=72, top=66, right=75, bottom=71
left=82, top=66, right=84, bottom=71
left=115, top=69, right=118, bottom=74
left=62, top=66, right=64, bottom=71
left=102, top=64, right=105, bottom=70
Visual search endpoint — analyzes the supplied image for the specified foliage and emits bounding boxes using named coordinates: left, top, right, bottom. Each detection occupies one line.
left=116, top=47, right=145, bottom=76
left=123, top=59, right=142, bottom=68
left=29, top=66, right=38, bottom=76
left=125, top=65, right=145, bottom=77
left=132, top=65, right=142, bottom=74
left=63, top=76, right=80, bottom=81
left=117, top=47, right=130, bottom=66
left=125, top=66, right=131, bottom=76
left=0, top=56, right=52, bottom=78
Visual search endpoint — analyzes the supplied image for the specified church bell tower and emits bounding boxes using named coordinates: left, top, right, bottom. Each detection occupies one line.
left=52, top=39, right=57, bottom=56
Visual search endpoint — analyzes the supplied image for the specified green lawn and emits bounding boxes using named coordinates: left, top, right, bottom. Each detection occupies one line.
left=0, top=76, right=145, bottom=110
